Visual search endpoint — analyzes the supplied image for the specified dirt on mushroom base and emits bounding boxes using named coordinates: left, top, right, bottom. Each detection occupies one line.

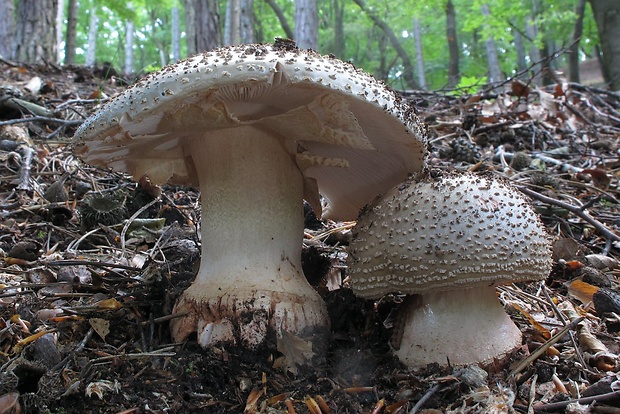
left=1, top=62, right=620, bottom=413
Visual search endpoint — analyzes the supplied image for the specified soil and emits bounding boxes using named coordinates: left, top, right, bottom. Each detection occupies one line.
left=1, top=57, right=620, bottom=414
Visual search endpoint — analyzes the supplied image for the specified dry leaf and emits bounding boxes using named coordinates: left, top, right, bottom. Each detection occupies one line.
left=95, top=298, right=122, bottom=310
left=85, top=380, right=119, bottom=399
left=275, top=330, right=314, bottom=375
left=566, top=279, right=599, bottom=305
left=243, top=388, right=263, bottom=414
left=585, top=254, right=619, bottom=270
left=512, top=303, right=551, bottom=340
left=89, top=318, right=110, bottom=341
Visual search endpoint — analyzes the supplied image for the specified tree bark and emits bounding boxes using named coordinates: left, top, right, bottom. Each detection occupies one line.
left=224, top=0, right=241, bottom=45
left=0, top=0, right=15, bottom=59
left=263, top=0, right=294, bottom=40
left=588, top=0, right=620, bottom=90
left=568, top=0, right=587, bottom=83
left=332, top=0, right=345, bottom=58
left=295, top=0, right=318, bottom=50
left=413, top=18, right=426, bottom=90
left=352, top=0, right=419, bottom=90
left=14, top=0, right=58, bottom=64
left=172, top=6, right=181, bottom=61
left=445, top=0, right=459, bottom=88
left=240, top=0, right=255, bottom=43
left=125, top=18, right=134, bottom=74
left=481, top=4, right=502, bottom=84
left=183, top=0, right=197, bottom=55
left=85, top=8, right=98, bottom=67
left=526, top=0, right=543, bottom=85
left=64, top=0, right=78, bottom=64
left=513, top=23, right=527, bottom=74
left=192, top=0, right=222, bottom=52
left=55, top=0, right=64, bottom=63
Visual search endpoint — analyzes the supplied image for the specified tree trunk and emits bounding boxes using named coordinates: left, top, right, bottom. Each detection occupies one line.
left=14, top=0, right=58, bottom=64
left=0, top=0, right=15, bottom=59
left=263, top=0, right=294, bottom=40
left=240, top=0, right=255, bottom=43
left=295, top=0, right=318, bottom=50
left=481, top=3, right=502, bottom=84
left=588, top=0, right=620, bottom=90
left=55, top=0, right=64, bottom=63
left=64, top=0, right=78, bottom=64
left=445, top=0, right=459, bottom=88
left=172, top=6, right=181, bottom=61
left=568, top=0, right=587, bottom=83
left=85, top=7, right=98, bottom=67
left=183, top=0, right=197, bottom=55
left=413, top=18, right=426, bottom=90
left=193, top=0, right=222, bottom=52
left=352, top=0, right=419, bottom=90
left=526, top=0, right=542, bottom=84
left=224, top=0, right=240, bottom=45
left=125, top=16, right=134, bottom=74
left=332, top=0, right=345, bottom=58
left=513, top=24, right=527, bottom=74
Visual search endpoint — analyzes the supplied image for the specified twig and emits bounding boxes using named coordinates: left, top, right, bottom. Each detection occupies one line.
left=52, top=327, right=95, bottom=371
left=0, top=116, right=83, bottom=126
left=509, top=317, right=584, bottom=378
left=518, top=186, right=620, bottom=253
left=514, top=389, right=620, bottom=413
left=16, top=146, right=34, bottom=191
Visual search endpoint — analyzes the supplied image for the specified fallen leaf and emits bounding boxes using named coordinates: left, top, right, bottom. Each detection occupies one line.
left=89, top=318, right=110, bottom=341
left=275, top=330, right=314, bottom=375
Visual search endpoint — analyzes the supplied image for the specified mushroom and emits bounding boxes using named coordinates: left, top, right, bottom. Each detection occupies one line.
left=73, top=41, right=428, bottom=350
left=347, top=172, right=552, bottom=368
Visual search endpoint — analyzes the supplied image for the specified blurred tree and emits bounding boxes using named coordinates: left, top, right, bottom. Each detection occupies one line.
left=185, top=0, right=221, bottom=53
left=413, top=17, right=426, bottom=89
left=352, top=0, right=418, bottom=89
left=568, top=0, right=587, bottom=83
left=14, top=0, right=58, bottom=64
left=295, top=0, right=318, bottom=50
left=445, top=0, right=459, bottom=88
left=85, top=7, right=98, bottom=67
left=65, top=0, right=78, bottom=64
left=240, top=0, right=255, bottom=43
left=172, top=5, right=181, bottom=60
left=481, top=3, right=501, bottom=84
left=0, top=0, right=15, bottom=59
left=588, top=0, right=620, bottom=90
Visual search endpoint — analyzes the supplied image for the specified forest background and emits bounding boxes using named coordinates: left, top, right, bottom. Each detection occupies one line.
left=0, top=0, right=618, bottom=93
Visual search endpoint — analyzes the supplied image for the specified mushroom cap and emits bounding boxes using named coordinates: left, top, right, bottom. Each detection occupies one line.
left=73, top=42, right=427, bottom=221
left=348, top=172, right=553, bottom=299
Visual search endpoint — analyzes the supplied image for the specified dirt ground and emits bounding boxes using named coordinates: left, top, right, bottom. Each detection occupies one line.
left=1, top=55, right=620, bottom=413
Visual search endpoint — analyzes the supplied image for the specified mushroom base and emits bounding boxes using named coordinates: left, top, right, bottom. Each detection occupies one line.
left=171, top=286, right=330, bottom=351
left=169, top=132, right=330, bottom=353
left=393, top=287, right=522, bottom=369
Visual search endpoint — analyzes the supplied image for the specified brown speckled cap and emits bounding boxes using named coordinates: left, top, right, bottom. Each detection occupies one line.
left=73, top=42, right=427, bottom=221
left=348, top=172, right=553, bottom=298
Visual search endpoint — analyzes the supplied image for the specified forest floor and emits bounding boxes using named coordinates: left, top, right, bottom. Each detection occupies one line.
left=0, top=58, right=619, bottom=414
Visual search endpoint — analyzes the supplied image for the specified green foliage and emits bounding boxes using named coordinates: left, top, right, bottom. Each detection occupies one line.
left=62, top=0, right=600, bottom=89
left=453, top=75, right=489, bottom=94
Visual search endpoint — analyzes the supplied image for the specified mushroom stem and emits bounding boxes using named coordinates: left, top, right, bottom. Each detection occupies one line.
left=170, top=129, right=330, bottom=349
left=393, top=287, right=522, bottom=368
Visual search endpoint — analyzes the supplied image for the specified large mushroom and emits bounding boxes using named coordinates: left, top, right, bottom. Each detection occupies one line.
left=73, top=42, right=428, bottom=350
left=347, top=172, right=552, bottom=368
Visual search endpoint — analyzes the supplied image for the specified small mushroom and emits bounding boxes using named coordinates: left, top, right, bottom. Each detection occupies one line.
left=347, top=172, right=552, bottom=368
left=73, top=42, right=428, bottom=350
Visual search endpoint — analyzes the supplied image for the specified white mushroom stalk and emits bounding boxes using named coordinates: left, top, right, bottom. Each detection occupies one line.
left=347, top=172, right=553, bottom=368
left=73, top=42, right=428, bottom=350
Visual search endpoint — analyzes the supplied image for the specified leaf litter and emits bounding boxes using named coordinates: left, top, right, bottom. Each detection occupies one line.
left=0, top=59, right=619, bottom=413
